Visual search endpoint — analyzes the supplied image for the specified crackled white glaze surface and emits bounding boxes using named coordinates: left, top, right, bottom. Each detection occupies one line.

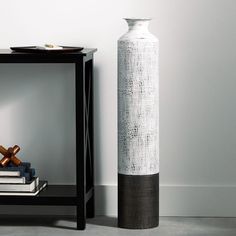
left=118, top=18, right=159, bottom=175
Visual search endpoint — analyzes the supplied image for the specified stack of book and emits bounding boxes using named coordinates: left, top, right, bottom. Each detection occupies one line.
left=0, top=162, right=47, bottom=196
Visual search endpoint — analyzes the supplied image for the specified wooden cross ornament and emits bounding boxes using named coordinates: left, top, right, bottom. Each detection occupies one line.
left=0, top=145, right=22, bottom=167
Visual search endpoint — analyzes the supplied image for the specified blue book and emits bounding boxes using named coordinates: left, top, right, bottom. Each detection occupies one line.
left=0, top=163, right=35, bottom=181
left=8, top=162, right=31, bottom=168
left=22, top=168, right=36, bottom=181
left=0, top=166, right=26, bottom=176
left=29, top=168, right=36, bottom=177
left=21, top=162, right=31, bottom=170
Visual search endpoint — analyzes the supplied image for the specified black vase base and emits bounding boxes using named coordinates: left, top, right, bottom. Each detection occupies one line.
left=118, top=173, right=159, bottom=229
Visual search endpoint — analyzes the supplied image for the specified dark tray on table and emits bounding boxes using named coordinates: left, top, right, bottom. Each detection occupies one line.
left=10, top=46, right=84, bottom=53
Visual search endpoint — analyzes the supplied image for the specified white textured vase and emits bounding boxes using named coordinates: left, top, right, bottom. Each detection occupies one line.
left=118, top=18, right=159, bottom=229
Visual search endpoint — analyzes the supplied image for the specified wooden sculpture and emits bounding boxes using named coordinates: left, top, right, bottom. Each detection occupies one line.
left=0, top=145, right=22, bottom=167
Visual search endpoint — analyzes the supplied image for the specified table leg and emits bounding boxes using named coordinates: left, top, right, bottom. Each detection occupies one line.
left=86, top=59, right=95, bottom=218
left=76, top=60, right=86, bottom=230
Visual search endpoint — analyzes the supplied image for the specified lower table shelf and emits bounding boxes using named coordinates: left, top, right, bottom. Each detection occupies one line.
left=0, top=185, right=94, bottom=206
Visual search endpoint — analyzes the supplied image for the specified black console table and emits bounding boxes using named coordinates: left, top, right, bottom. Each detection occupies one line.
left=0, top=48, right=97, bottom=230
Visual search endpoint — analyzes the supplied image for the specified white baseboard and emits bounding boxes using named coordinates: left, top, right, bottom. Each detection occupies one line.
left=159, top=185, right=236, bottom=217
left=1, top=184, right=236, bottom=217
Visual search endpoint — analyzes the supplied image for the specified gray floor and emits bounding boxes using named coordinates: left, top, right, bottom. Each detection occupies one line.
left=1, top=216, right=236, bottom=236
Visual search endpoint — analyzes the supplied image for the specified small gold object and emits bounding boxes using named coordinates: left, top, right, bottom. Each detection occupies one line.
left=0, top=145, right=22, bottom=167
left=45, top=44, right=57, bottom=48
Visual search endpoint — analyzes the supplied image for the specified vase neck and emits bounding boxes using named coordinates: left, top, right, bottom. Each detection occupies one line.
left=125, top=18, right=151, bottom=33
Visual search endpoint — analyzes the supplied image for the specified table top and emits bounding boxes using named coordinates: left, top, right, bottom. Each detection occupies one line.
left=0, top=48, right=97, bottom=63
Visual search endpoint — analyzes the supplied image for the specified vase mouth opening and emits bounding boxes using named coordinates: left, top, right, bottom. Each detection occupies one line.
left=124, top=18, right=151, bottom=31
left=124, top=18, right=152, bottom=22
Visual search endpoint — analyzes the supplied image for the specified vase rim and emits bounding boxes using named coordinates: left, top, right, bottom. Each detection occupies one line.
left=124, top=17, right=152, bottom=21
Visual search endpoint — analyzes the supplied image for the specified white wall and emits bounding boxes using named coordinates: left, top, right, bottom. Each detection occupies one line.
left=0, top=0, right=235, bottom=216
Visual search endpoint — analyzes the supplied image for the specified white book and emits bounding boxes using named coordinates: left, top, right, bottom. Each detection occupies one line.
left=0, top=177, right=39, bottom=192
left=0, top=181, right=47, bottom=196
left=0, top=171, right=20, bottom=177
left=0, top=177, right=26, bottom=184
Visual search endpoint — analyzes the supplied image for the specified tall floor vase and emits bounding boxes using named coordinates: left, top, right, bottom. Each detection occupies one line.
left=118, top=18, right=159, bottom=229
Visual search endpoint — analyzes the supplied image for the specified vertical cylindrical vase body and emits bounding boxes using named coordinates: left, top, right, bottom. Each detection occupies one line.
left=118, top=18, right=159, bottom=229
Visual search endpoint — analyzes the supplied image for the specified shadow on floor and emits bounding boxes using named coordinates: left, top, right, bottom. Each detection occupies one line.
left=0, top=215, right=77, bottom=230
left=0, top=215, right=118, bottom=230
left=87, top=216, right=117, bottom=228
